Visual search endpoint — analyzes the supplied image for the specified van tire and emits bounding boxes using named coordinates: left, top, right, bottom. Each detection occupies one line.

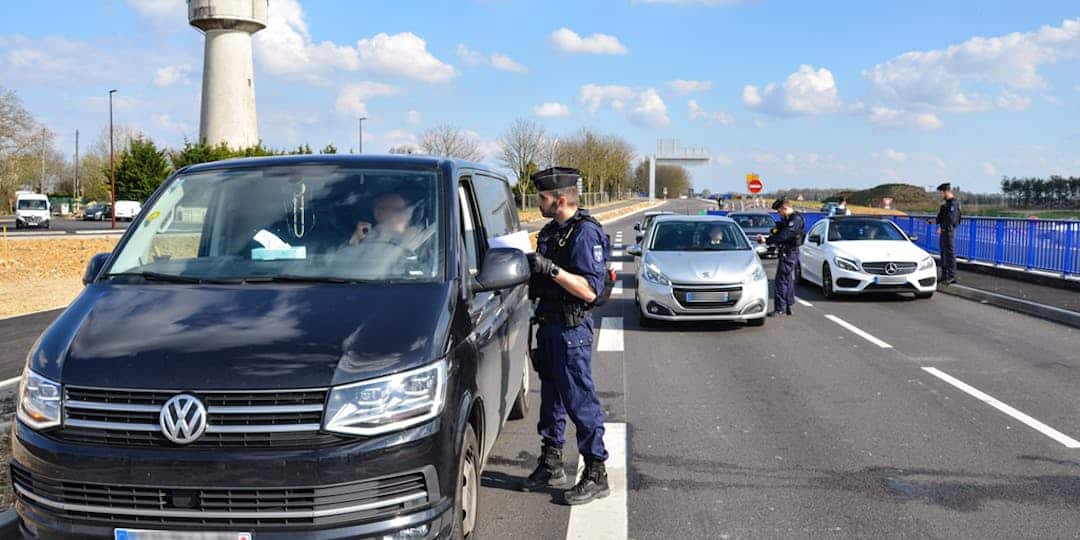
left=450, top=424, right=479, bottom=540
left=508, top=364, right=530, bottom=420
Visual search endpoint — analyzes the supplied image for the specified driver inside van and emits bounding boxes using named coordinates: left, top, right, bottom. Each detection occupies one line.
left=348, top=192, right=426, bottom=249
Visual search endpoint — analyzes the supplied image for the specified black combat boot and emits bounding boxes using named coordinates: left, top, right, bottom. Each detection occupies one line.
left=521, top=445, right=566, bottom=491
left=563, top=457, right=609, bottom=505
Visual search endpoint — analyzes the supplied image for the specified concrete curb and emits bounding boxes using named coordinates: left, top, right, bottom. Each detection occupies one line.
left=937, top=283, right=1080, bottom=330
left=0, top=507, right=18, bottom=536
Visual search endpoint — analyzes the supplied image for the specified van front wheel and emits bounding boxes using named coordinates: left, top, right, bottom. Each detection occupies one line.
left=450, top=424, right=479, bottom=539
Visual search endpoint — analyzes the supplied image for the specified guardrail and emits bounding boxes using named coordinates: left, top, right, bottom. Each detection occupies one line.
left=708, top=210, right=1080, bottom=278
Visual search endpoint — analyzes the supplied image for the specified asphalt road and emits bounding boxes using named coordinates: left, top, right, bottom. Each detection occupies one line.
left=0, top=215, right=129, bottom=236
left=2, top=200, right=1079, bottom=538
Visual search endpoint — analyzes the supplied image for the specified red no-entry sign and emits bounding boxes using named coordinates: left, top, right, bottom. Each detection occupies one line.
left=747, top=179, right=763, bottom=194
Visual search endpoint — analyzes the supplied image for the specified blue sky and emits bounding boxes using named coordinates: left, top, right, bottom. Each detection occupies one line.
left=2, top=0, right=1078, bottom=193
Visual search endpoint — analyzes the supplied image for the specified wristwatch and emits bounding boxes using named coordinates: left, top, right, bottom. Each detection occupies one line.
left=548, top=266, right=560, bottom=278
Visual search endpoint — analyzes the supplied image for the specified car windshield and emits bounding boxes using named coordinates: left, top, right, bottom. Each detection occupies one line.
left=731, top=214, right=774, bottom=229
left=18, top=199, right=47, bottom=210
left=106, top=164, right=444, bottom=283
left=649, top=221, right=750, bottom=251
left=828, top=220, right=906, bottom=241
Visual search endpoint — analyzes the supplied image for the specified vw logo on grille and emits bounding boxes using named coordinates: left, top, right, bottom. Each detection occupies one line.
left=884, top=262, right=899, bottom=275
left=160, top=394, right=207, bottom=444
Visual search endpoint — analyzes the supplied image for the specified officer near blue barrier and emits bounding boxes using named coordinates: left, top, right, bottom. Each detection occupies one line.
left=757, top=198, right=804, bottom=316
left=522, top=167, right=611, bottom=505
left=931, top=182, right=961, bottom=285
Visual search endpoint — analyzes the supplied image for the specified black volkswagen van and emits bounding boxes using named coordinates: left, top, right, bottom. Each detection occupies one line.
left=11, top=155, right=533, bottom=539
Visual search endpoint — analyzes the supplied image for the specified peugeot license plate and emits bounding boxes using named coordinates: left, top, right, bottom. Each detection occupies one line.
left=685, top=291, right=729, bottom=303
left=115, top=530, right=252, bottom=540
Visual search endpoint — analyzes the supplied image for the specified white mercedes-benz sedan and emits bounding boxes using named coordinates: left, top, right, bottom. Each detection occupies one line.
left=799, top=216, right=937, bottom=299
left=627, top=216, right=769, bottom=327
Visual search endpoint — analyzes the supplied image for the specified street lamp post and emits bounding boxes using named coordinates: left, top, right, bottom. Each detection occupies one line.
left=109, top=89, right=117, bottom=229
left=358, top=117, right=366, bottom=154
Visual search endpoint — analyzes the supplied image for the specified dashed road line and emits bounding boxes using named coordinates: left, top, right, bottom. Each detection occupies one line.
left=612, top=250, right=624, bottom=258
left=610, top=262, right=624, bottom=272
left=0, top=375, right=21, bottom=389
left=824, top=314, right=893, bottom=348
left=565, top=422, right=628, bottom=540
left=612, top=280, right=624, bottom=296
left=922, top=367, right=1080, bottom=449
left=597, top=317, right=624, bottom=352
left=794, top=296, right=813, bottom=307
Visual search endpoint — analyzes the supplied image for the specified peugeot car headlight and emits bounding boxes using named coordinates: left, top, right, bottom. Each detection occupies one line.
left=325, top=360, right=447, bottom=436
left=642, top=262, right=671, bottom=286
left=918, top=256, right=935, bottom=271
left=747, top=265, right=767, bottom=283
left=834, top=257, right=860, bottom=272
left=17, top=369, right=61, bottom=431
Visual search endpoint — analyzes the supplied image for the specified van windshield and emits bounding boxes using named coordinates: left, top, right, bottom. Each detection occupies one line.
left=17, top=199, right=47, bottom=210
left=106, top=164, right=444, bottom=283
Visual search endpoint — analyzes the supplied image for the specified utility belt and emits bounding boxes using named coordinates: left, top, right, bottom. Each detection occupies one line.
left=940, top=227, right=956, bottom=235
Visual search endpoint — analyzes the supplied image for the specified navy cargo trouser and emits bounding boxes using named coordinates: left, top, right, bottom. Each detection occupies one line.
left=774, top=250, right=798, bottom=312
left=940, top=229, right=957, bottom=280
left=534, top=317, right=608, bottom=461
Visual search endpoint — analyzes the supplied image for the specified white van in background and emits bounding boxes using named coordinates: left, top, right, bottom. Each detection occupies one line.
left=15, top=192, right=50, bottom=229
left=113, top=200, right=142, bottom=221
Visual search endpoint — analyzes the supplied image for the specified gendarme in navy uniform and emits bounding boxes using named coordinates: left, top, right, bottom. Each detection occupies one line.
left=759, top=198, right=805, bottom=316
left=522, top=167, right=611, bottom=506
left=933, top=182, right=962, bottom=284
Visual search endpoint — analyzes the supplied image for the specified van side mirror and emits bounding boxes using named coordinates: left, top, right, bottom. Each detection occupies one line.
left=473, top=248, right=529, bottom=293
left=808, top=234, right=821, bottom=245
left=909, top=234, right=919, bottom=242
left=626, top=245, right=642, bottom=257
left=83, top=253, right=111, bottom=285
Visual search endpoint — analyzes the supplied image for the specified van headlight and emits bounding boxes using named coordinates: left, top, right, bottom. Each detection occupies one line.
left=17, top=369, right=62, bottom=431
left=834, top=257, right=859, bottom=272
left=324, top=360, right=447, bottom=436
left=918, top=256, right=935, bottom=270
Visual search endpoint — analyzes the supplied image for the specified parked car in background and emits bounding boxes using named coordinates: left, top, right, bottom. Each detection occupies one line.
left=15, top=192, right=50, bottom=229
left=82, top=203, right=112, bottom=221
left=633, top=210, right=675, bottom=245
left=628, top=215, right=769, bottom=327
left=113, top=200, right=142, bottom=221
left=799, top=216, right=936, bottom=299
left=11, top=155, right=533, bottom=539
left=729, top=212, right=778, bottom=258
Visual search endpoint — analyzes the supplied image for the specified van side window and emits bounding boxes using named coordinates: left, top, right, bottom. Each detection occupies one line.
left=458, top=184, right=481, bottom=275
left=472, top=175, right=514, bottom=239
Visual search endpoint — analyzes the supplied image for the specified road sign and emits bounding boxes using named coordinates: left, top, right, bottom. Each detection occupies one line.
left=747, top=179, right=763, bottom=194
left=745, top=173, right=759, bottom=187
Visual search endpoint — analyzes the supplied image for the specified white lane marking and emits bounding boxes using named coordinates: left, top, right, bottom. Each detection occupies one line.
left=74, top=230, right=125, bottom=235
left=825, top=314, right=893, bottom=349
left=0, top=375, right=21, bottom=389
left=922, top=367, right=1080, bottom=449
left=597, top=317, right=624, bottom=352
left=610, top=262, right=624, bottom=272
left=566, top=422, right=628, bottom=540
left=795, top=296, right=813, bottom=307
left=612, top=280, right=624, bottom=296
left=612, top=250, right=624, bottom=258
left=614, top=243, right=624, bottom=249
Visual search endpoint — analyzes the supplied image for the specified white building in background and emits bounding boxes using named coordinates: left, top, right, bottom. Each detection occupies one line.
left=188, top=0, right=268, bottom=149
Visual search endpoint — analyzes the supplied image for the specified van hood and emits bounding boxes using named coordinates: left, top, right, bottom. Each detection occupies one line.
left=30, top=282, right=454, bottom=390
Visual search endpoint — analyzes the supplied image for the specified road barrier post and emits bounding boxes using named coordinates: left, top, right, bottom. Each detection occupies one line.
left=994, top=220, right=1005, bottom=266
left=1063, top=222, right=1074, bottom=277
left=967, top=218, right=977, bottom=261
left=1025, top=220, right=1037, bottom=271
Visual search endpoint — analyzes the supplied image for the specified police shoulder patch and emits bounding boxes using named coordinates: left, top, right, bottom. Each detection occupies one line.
left=592, top=244, right=604, bottom=263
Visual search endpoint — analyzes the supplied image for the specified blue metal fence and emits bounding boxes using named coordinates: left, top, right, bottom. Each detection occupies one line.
left=709, top=210, right=1080, bottom=277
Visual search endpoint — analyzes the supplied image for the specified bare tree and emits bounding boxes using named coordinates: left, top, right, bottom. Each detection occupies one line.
left=497, top=119, right=547, bottom=204
left=388, top=144, right=421, bottom=155
left=418, top=124, right=484, bottom=162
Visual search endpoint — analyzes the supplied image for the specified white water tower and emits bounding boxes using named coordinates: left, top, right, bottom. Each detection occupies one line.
left=188, top=0, right=268, bottom=148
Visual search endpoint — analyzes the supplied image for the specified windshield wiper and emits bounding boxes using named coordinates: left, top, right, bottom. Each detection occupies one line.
left=103, top=271, right=233, bottom=284
left=237, top=275, right=367, bottom=284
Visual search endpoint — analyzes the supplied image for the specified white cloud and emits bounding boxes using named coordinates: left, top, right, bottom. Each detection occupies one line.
left=867, top=106, right=943, bottom=131
left=382, top=129, right=418, bottom=149
left=579, top=85, right=668, bottom=127
left=982, top=162, right=998, bottom=176
left=534, top=102, right=571, bottom=118
left=334, top=82, right=400, bottom=116
left=995, top=92, right=1032, bottom=111
left=632, top=0, right=750, bottom=4
left=629, top=89, right=670, bottom=128
left=455, top=44, right=485, bottom=66
left=125, top=0, right=184, bottom=22
left=157, top=114, right=193, bottom=135
left=551, top=28, right=628, bottom=55
left=490, top=53, right=527, bottom=73
left=742, top=65, right=842, bottom=116
left=863, top=18, right=1080, bottom=114
left=883, top=148, right=908, bottom=162
left=667, top=79, right=713, bottom=95
left=688, top=100, right=734, bottom=126
left=254, top=0, right=454, bottom=84
left=406, top=110, right=422, bottom=125
left=153, top=64, right=190, bottom=87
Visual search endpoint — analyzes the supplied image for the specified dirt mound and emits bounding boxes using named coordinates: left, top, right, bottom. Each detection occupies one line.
left=847, top=184, right=936, bottom=211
